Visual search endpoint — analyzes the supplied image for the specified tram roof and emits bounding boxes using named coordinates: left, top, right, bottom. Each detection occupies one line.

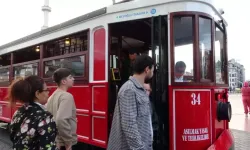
left=0, top=7, right=107, bottom=50
left=0, top=0, right=227, bottom=53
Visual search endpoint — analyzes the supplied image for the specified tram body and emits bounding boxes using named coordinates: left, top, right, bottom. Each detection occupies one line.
left=0, top=0, right=234, bottom=149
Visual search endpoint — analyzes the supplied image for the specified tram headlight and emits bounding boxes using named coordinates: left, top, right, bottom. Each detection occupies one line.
left=216, top=101, right=232, bottom=122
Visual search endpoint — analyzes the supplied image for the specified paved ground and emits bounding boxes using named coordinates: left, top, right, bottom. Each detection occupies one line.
left=0, top=93, right=249, bottom=149
left=231, top=129, right=250, bottom=149
left=229, top=94, right=250, bottom=132
left=0, top=128, right=11, bottom=150
left=228, top=93, right=250, bottom=149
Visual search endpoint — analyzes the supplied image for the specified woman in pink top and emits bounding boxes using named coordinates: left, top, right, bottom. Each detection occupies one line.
left=241, top=81, right=250, bottom=117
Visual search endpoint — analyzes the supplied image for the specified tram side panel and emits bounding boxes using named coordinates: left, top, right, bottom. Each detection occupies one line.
left=44, top=84, right=108, bottom=149
left=0, top=88, right=11, bottom=123
left=0, top=28, right=108, bottom=149
left=169, top=87, right=213, bottom=150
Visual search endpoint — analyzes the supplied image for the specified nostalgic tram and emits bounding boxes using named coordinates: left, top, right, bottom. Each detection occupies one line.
left=0, top=0, right=233, bottom=149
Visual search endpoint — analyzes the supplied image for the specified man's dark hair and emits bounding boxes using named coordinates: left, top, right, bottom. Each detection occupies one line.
left=133, top=54, right=154, bottom=74
left=128, top=49, right=136, bottom=54
left=175, top=61, right=186, bottom=70
left=53, top=68, right=71, bottom=85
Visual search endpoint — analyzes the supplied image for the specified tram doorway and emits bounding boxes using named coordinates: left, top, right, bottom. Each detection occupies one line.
left=108, top=16, right=169, bottom=149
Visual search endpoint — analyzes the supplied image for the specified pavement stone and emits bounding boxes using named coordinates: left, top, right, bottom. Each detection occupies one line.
left=0, top=128, right=11, bottom=150
left=2, top=129, right=250, bottom=150
left=231, top=129, right=250, bottom=150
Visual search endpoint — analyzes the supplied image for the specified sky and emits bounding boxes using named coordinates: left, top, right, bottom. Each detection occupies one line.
left=0, top=0, right=249, bottom=79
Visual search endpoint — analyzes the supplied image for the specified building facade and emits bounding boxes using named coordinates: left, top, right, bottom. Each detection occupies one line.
left=228, top=59, right=245, bottom=89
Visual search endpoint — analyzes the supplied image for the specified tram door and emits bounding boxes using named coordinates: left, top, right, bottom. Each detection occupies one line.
left=150, top=16, right=169, bottom=149
left=108, top=16, right=169, bottom=149
left=108, top=35, right=121, bottom=132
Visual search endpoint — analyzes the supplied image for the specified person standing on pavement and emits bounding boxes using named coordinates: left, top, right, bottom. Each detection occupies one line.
left=241, top=81, right=250, bottom=117
left=107, top=54, right=155, bottom=150
left=8, top=75, right=57, bottom=150
left=46, top=68, right=77, bottom=150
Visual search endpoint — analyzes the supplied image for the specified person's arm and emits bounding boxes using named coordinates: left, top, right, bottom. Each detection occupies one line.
left=120, top=89, right=145, bottom=150
left=56, top=93, right=74, bottom=147
left=37, top=115, right=57, bottom=150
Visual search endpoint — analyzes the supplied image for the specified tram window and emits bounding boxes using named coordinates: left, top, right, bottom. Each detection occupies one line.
left=44, top=55, right=85, bottom=78
left=43, top=31, right=88, bottom=58
left=148, top=48, right=159, bottom=69
left=13, top=46, right=40, bottom=64
left=215, top=25, right=226, bottom=84
left=199, top=17, right=212, bottom=81
left=173, top=16, right=194, bottom=82
left=0, top=68, right=9, bottom=82
left=14, top=63, right=38, bottom=79
left=0, top=54, right=11, bottom=67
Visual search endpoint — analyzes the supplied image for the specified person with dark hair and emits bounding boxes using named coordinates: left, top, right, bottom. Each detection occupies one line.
left=144, top=83, right=159, bottom=150
left=108, top=54, right=154, bottom=150
left=121, top=49, right=139, bottom=84
left=174, top=61, right=186, bottom=82
left=46, top=68, right=77, bottom=150
left=7, top=75, right=57, bottom=150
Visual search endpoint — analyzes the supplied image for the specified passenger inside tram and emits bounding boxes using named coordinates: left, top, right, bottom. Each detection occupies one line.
left=45, top=66, right=56, bottom=78
left=174, top=61, right=186, bottom=82
left=120, top=49, right=139, bottom=84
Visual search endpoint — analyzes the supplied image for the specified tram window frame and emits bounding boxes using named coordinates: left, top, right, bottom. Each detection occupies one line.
left=171, top=14, right=196, bottom=84
left=0, top=54, right=11, bottom=67
left=12, top=60, right=39, bottom=79
left=215, top=23, right=227, bottom=85
left=0, top=66, right=10, bottom=84
left=170, top=12, right=216, bottom=85
left=43, top=52, right=88, bottom=81
left=198, top=16, right=214, bottom=83
left=43, top=30, right=89, bottom=58
left=42, top=30, right=89, bottom=83
left=13, top=46, right=40, bottom=64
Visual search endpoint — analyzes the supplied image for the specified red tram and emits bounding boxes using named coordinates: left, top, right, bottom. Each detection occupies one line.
left=0, top=0, right=234, bottom=149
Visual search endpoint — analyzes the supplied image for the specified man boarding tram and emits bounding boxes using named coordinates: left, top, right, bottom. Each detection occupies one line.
left=108, top=54, right=154, bottom=150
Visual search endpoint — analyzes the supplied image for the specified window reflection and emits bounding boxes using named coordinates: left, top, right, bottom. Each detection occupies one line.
left=199, top=17, right=212, bottom=80
left=44, top=55, right=85, bottom=78
left=0, top=68, right=9, bottom=82
left=215, top=25, right=226, bottom=84
left=14, top=63, right=38, bottom=79
left=173, top=16, right=194, bottom=82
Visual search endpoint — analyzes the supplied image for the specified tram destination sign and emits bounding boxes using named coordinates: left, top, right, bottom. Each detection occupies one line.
left=116, top=8, right=156, bottom=19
